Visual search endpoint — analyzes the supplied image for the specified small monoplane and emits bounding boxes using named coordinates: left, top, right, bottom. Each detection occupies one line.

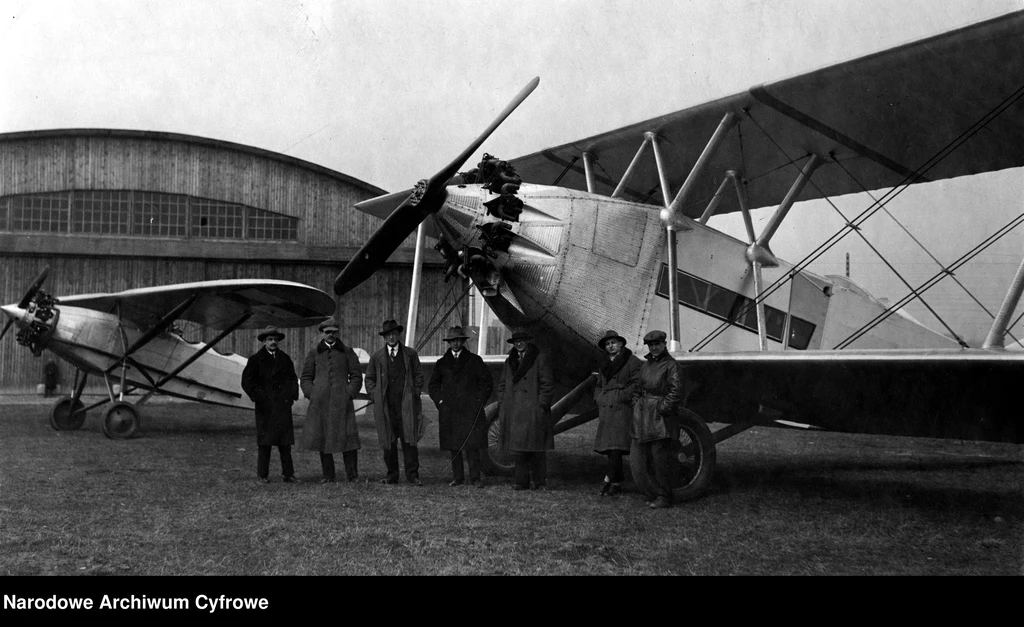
left=1, top=268, right=337, bottom=439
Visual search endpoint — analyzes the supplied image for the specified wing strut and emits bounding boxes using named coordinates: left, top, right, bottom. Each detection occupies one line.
left=661, top=112, right=737, bottom=350
left=404, top=223, right=427, bottom=347
left=582, top=151, right=597, bottom=193
left=136, top=312, right=254, bottom=404
left=983, top=247, right=1024, bottom=349
left=110, top=294, right=198, bottom=366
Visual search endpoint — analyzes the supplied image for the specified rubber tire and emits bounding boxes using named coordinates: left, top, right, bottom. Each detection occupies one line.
left=481, top=402, right=514, bottom=476
left=630, top=407, right=716, bottom=502
left=102, top=401, right=140, bottom=440
left=49, top=396, right=86, bottom=431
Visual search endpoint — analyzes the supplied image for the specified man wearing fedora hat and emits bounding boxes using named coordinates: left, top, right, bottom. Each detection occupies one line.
left=495, top=327, right=554, bottom=490
left=593, top=330, right=642, bottom=497
left=632, top=329, right=684, bottom=509
left=299, top=316, right=363, bottom=483
left=365, top=319, right=425, bottom=486
left=429, top=326, right=494, bottom=487
left=241, top=326, right=300, bottom=484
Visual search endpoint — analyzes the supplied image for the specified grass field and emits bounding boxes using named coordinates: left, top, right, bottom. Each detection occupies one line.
left=0, top=395, right=1021, bottom=575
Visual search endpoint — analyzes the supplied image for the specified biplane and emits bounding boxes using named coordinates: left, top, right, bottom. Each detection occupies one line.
left=0, top=268, right=338, bottom=439
left=335, top=11, right=1024, bottom=500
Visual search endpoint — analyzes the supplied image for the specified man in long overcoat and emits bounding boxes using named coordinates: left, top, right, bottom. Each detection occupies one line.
left=428, top=326, right=494, bottom=487
left=632, top=330, right=684, bottom=509
left=299, top=317, right=362, bottom=483
left=496, top=328, right=554, bottom=490
left=241, top=326, right=300, bottom=484
left=365, top=319, right=425, bottom=485
left=593, top=330, right=642, bottom=497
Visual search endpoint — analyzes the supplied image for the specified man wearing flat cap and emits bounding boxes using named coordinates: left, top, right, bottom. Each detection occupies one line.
left=365, top=319, right=425, bottom=485
left=632, top=329, right=684, bottom=509
left=592, top=330, right=642, bottom=497
left=241, top=326, right=300, bottom=484
left=495, top=327, right=554, bottom=490
left=299, top=317, right=363, bottom=483
left=429, top=326, right=494, bottom=487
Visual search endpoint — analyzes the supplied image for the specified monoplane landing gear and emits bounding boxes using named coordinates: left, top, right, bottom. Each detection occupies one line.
left=102, top=401, right=141, bottom=440
left=482, top=402, right=514, bottom=476
left=630, top=408, right=717, bottom=503
left=49, top=397, right=87, bottom=431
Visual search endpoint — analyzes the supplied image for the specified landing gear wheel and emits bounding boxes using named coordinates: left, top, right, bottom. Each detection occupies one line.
left=102, top=401, right=140, bottom=440
left=49, top=396, right=86, bottom=431
left=630, top=408, right=716, bottom=502
left=481, top=404, right=514, bottom=476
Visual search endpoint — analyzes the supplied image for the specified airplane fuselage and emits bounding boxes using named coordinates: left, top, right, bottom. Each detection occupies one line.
left=433, top=182, right=958, bottom=394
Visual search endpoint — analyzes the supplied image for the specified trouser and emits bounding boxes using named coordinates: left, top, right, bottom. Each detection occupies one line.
left=320, top=450, right=358, bottom=480
left=383, top=440, right=420, bottom=482
left=257, top=445, right=294, bottom=479
left=450, top=448, right=482, bottom=483
left=636, top=438, right=674, bottom=500
left=604, top=450, right=624, bottom=484
left=513, top=452, right=547, bottom=488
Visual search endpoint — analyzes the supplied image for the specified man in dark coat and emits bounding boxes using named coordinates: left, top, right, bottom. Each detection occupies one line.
left=365, top=319, right=425, bottom=486
left=632, top=330, right=684, bottom=510
left=496, top=328, right=554, bottom=490
left=300, top=317, right=363, bottom=483
left=241, top=325, right=300, bottom=484
left=593, top=330, right=642, bottom=497
left=428, top=326, right=494, bottom=488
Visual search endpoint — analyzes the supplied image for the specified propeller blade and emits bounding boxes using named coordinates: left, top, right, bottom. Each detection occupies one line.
left=17, top=266, right=50, bottom=309
left=425, top=76, right=539, bottom=193
left=0, top=317, right=13, bottom=342
left=334, top=77, right=540, bottom=296
left=353, top=189, right=414, bottom=221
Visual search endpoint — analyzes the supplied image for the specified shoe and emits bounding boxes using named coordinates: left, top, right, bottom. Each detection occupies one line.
left=599, top=481, right=612, bottom=496
left=448, top=479, right=464, bottom=487
left=607, top=483, right=621, bottom=497
left=379, top=478, right=398, bottom=485
left=408, top=477, right=424, bottom=487
left=283, top=476, right=299, bottom=484
left=648, top=496, right=672, bottom=509
left=258, top=477, right=270, bottom=484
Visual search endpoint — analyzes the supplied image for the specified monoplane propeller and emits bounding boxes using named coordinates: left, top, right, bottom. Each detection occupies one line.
left=0, top=266, right=50, bottom=341
left=333, top=77, right=540, bottom=296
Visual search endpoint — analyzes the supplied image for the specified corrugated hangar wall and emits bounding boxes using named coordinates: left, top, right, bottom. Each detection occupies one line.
left=0, top=130, right=469, bottom=394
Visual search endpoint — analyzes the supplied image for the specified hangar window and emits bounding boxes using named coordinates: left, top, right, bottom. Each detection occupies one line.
left=657, top=264, right=814, bottom=349
left=8, top=192, right=69, bottom=233
left=135, top=193, right=188, bottom=237
left=73, top=191, right=132, bottom=234
left=1, top=190, right=298, bottom=242
left=248, top=207, right=298, bottom=240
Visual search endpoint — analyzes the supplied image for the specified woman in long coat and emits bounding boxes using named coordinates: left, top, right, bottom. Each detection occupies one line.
left=428, top=326, right=494, bottom=486
left=496, top=328, right=554, bottom=490
left=241, top=326, right=299, bottom=482
left=299, top=318, right=363, bottom=482
left=592, top=330, right=642, bottom=497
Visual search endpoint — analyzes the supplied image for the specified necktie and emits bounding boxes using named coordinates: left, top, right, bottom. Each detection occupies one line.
left=390, top=347, right=396, bottom=359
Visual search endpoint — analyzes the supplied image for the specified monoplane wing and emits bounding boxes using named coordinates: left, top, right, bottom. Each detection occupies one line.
left=510, top=10, right=1024, bottom=218
left=56, top=279, right=336, bottom=330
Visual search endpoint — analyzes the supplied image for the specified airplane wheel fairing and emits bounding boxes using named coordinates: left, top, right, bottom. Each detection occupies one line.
left=49, top=397, right=86, bottom=431
left=671, top=408, right=716, bottom=501
left=482, top=404, right=514, bottom=476
left=629, top=408, right=716, bottom=503
left=102, top=402, right=140, bottom=440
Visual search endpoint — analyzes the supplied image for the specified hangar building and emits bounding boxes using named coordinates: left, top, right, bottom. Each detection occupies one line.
left=0, top=129, right=465, bottom=394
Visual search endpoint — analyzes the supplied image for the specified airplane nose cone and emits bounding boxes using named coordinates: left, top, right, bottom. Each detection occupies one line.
left=1, top=304, right=27, bottom=326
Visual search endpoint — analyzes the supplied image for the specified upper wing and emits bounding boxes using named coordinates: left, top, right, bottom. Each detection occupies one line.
left=510, top=10, right=1024, bottom=218
left=57, top=279, right=336, bottom=330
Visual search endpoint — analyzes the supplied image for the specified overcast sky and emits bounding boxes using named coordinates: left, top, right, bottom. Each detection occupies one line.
left=2, top=0, right=1023, bottom=342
